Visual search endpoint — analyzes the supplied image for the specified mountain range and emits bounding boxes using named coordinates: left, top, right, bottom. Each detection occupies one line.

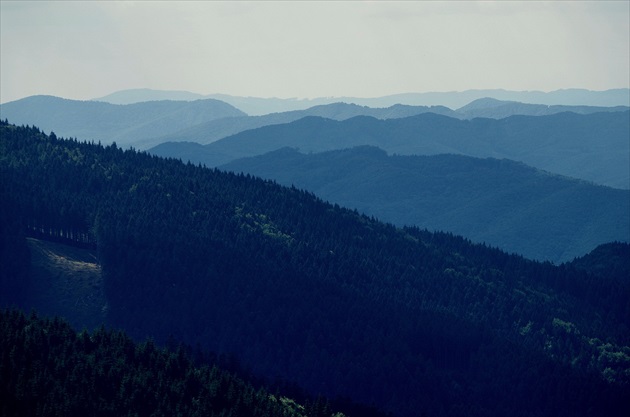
left=150, top=102, right=459, bottom=146
left=222, top=146, right=630, bottom=263
left=455, top=97, right=629, bottom=119
left=2, top=121, right=629, bottom=416
left=93, top=88, right=630, bottom=115
left=2, top=93, right=627, bottom=151
left=3, top=92, right=625, bottom=262
left=152, top=111, right=630, bottom=190
left=0, top=95, right=245, bottom=149
left=150, top=98, right=628, bottom=146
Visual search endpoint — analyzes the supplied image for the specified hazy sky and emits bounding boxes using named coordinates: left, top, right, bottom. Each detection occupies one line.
left=1, top=1, right=629, bottom=103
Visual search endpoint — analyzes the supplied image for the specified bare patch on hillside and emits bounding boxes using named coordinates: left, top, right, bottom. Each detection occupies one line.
left=27, top=238, right=107, bottom=330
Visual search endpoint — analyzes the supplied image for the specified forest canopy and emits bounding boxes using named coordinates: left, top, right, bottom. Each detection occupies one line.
left=1, top=120, right=629, bottom=417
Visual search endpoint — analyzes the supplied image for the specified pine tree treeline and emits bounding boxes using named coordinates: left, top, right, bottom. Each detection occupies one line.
left=0, top=308, right=342, bottom=417
left=1, top=120, right=629, bottom=416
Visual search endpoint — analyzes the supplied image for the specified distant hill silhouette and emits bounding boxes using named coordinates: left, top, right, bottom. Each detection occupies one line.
left=151, top=99, right=629, bottom=145
left=456, top=97, right=629, bottom=119
left=3, top=93, right=628, bottom=151
left=222, top=146, right=630, bottom=263
left=153, top=102, right=459, bottom=145
left=152, top=111, right=630, bottom=189
left=92, top=88, right=206, bottom=104
left=0, top=95, right=245, bottom=149
left=92, top=88, right=630, bottom=115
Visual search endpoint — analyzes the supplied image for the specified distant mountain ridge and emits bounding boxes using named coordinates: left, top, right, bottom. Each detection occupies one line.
left=456, top=97, right=629, bottom=119
left=151, top=111, right=630, bottom=189
left=222, top=146, right=630, bottom=263
left=0, top=95, right=245, bottom=149
left=152, top=102, right=459, bottom=145
left=2, top=93, right=628, bottom=151
left=93, top=88, right=630, bottom=115
left=154, top=99, right=629, bottom=145
left=92, top=88, right=206, bottom=104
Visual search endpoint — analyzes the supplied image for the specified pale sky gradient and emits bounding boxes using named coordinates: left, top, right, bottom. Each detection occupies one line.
left=1, top=1, right=629, bottom=103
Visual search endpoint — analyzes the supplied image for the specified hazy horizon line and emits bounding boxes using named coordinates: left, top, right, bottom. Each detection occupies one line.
left=2, top=86, right=629, bottom=105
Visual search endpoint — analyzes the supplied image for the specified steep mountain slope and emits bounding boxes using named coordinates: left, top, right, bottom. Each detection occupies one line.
left=0, top=95, right=245, bottom=149
left=151, top=111, right=630, bottom=189
left=222, top=147, right=630, bottom=263
left=2, top=122, right=629, bottom=417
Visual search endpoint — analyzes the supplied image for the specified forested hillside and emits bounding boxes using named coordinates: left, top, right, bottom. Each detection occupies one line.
left=222, top=146, right=629, bottom=263
left=0, top=309, right=342, bottom=417
left=1, top=121, right=629, bottom=417
left=151, top=110, right=630, bottom=189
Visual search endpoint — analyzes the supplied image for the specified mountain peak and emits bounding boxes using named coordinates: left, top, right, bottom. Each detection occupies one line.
left=457, top=97, right=517, bottom=111
left=93, top=88, right=205, bottom=105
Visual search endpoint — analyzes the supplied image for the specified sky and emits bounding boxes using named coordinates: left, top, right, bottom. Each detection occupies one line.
left=1, top=1, right=629, bottom=103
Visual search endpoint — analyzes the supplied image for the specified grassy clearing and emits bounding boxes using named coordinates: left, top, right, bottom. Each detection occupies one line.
left=26, top=238, right=106, bottom=330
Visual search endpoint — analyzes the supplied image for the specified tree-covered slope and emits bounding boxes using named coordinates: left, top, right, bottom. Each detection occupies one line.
left=2, top=121, right=629, bottom=417
left=0, top=308, right=342, bottom=417
left=151, top=111, right=630, bottom=189
left=222, top=146, right=629, bottom=263
left=569, top=242, right=630, bottom=282
left=0, top=95, right=245, bottom=150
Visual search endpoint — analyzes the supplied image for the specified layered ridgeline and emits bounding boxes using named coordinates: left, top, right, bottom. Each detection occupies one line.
left=0, top=95, right=245, bottom=150
left=149, top=102, right=458, bottom=146
left=151, top=111, right=630, bottom=190
left=148, top=98, right=628, bottom=146
left=93, top=88, right=630, bottom=114
left=2, top=94, right=628, bottom=152
left=0, top=95, right=457, bottom=149
left=222, top=147, right=630, bottom=263
left=2, top=122, right=629, bottom=417
left=455, top=97, right=629, bottom=119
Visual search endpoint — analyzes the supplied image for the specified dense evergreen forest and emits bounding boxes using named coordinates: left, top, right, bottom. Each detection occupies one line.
left=222, top=146, right=629, bottom=263
left=1, top=120, right=629, bottom=416
left=0, top=308, right=342, bottom=417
